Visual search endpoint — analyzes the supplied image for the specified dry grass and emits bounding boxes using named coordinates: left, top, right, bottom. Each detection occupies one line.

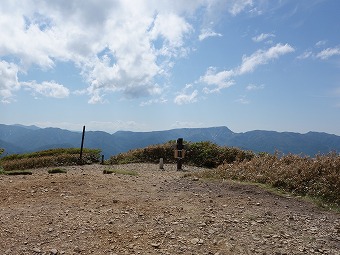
left=196, top=152, right=340, bottom=207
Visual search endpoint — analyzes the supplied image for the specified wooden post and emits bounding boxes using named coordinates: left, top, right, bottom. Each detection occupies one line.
left=159, top=158, right=164, bottom=170
left=176, top=138, right=183, bottom=171
left=79, top=125, right=85, bottom=162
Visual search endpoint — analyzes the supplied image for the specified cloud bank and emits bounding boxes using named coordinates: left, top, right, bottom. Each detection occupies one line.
left=0, top=0, right=269, bottom=104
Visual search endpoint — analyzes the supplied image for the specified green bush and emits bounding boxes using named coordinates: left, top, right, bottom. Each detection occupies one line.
left=108, top=141, right=176, bottom=165
left=108, top=141, right=254, bottom=168
left=4, top=170, right=33, bottom=175
left=187, top=141, right=254, bottom=168
left=0, top=148, right=101, bottom=171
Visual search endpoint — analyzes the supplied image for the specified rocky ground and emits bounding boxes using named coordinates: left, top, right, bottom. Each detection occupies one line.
left=0, top=163, right=339, bottom=255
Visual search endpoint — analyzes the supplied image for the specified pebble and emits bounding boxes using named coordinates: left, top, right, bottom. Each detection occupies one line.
left=33, top=247, right=42, bottom=253
left=50, top=248, right=58, bottom=255
left=151, top=243, right=161, bottom=248
left=190, top=238, right=200, bottom=244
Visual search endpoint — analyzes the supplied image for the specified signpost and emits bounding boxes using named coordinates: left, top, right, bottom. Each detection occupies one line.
left=175, top=138, right=184, bottom=171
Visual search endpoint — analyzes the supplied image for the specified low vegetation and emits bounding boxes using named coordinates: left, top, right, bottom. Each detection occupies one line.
left=1, top=142, right=339, bottom=208
left=108, top=141, right=254, bottom=168
left=108, top=142, right=339, bottom=208
left=103, top=168, right=138, bottom=176
left=0, top=148, right=101, bottom=171
left=48, top=168, right=67, bottom=174
left=1, top=170, right=33, bottom=175
left=195, top=152, right=340, bottom=208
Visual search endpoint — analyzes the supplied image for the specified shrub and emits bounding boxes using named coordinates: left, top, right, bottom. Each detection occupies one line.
left=108, top=141, right=176, bottom=165
left=108, top=141, right=254, bottom=168
left=0, top=148, right=101, bottom=171
left=187, top=141, right=254, bottom=168
left=4, top=170, right=33, bottom=175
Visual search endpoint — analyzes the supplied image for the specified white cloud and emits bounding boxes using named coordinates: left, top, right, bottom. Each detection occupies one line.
left=150, top=13, right=193, bottom=48
left=0, top=0, right=199, bottom=103
left=228, top=0, right=253, bottom=16
left=21, top=81, right=70, bottom=98
left=315, top=40, right=327, bottom=47
left=246, top=84, right=265, bottom=90
left=87, top=89, right=107, bottom=105
left=237, top=43, right=295, bottom=74
left=199, top=28, right=222, bottom=41
left=0, top=61, right=20, bottom=103
left=200, top=67, right=235, bottom=93
left=252, top=33, right=275, bottom=43
left=0, top=0, right=268, bottom=104
left=297, top=50, right=313, bottom=60
left=297, top=45, right=340, bottom=61
left=198, top=44, right=294, bottom=93
left=235, top=95, right=250, bottom=104
left=174, top=90, right=198, bottom=105
left=140, top=97, right=168, bottom=106
left=316, top=47, right=340, bottom=60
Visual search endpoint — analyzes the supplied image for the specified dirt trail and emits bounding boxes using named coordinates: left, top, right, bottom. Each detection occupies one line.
left=0, top=163, right=339, bottom=255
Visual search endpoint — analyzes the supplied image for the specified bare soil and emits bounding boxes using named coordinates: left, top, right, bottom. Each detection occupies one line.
left=0, top=163, right=339, bottom=255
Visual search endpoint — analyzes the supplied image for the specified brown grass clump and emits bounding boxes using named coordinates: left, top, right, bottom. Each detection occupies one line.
left=197, top=152, right=340, bottom=206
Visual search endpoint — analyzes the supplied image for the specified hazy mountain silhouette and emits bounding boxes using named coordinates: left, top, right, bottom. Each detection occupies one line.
left=0, top=124, right=339, bottom=158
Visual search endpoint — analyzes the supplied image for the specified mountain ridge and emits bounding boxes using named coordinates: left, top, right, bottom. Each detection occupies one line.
left=0, top=124, right=339, bottom=158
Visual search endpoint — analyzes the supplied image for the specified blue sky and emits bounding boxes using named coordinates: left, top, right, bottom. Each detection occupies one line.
left=1, top=0, right=340, bottom=135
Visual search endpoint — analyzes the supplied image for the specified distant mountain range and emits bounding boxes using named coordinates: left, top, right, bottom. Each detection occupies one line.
left=1, top=124, right=340, bottom=159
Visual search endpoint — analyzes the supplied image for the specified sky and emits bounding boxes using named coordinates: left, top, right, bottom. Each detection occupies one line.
left=1, top=0, right=340, bottom=135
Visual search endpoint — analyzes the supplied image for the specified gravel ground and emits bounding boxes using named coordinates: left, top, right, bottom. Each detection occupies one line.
left=0, top=163, right=339, bottom=255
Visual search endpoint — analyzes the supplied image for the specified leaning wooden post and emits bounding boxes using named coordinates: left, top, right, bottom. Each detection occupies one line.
left=79, top=125, right=85, bottom=162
